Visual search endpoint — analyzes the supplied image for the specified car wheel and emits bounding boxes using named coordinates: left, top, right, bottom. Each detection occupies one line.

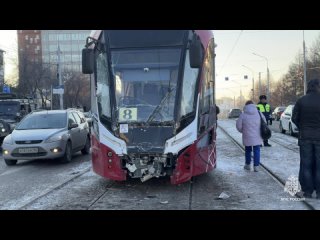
left=61, top=141, right=72, bottom=163
left=289, top=124, right=294, bottom=136
left=4, top=159, right=17, bottom=166
left=81, top=136, right=90, bottom=155
left=280, top=122, right=286, bottom=134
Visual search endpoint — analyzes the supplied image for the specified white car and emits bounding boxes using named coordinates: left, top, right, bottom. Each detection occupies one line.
left=279, top=105, right=299, bottom=136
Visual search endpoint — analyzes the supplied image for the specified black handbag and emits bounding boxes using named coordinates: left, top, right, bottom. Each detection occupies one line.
left=258, top=111, right=272, bottom=140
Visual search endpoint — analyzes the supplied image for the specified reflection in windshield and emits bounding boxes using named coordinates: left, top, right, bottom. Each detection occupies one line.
left=16, top=113, right=67, bottom=130
left=111, top=48, right=181, bottom=123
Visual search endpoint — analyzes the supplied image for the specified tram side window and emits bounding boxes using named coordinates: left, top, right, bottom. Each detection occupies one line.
left=96, top=51, right=111, bottom=118
left=200, top=41, right=214, bottom=115
left=180, top=50, right=199, bottom=117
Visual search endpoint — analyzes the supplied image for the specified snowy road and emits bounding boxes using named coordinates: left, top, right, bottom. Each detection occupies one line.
left=0, top=152, right=91, bottom=210
left=1, top=120, right=318, bottom=209
left=0, top=127, right=310, bottom=210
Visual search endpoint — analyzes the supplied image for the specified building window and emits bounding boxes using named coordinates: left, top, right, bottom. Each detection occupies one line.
left=25, top=35, right=29, bottom=40
left=30, top=38, right=33, bottom=44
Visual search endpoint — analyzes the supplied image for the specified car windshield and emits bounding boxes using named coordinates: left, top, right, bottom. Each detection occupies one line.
left=16, top=113, right=67, bottom=130
left=0, top=102, right=20, bottom=115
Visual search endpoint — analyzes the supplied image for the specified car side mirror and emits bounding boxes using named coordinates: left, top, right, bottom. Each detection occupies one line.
left=69, top=123, right=78, bottom=129
left=189, top=34, right=203, bottom=68
left=82, top=48, right=94, bottom=74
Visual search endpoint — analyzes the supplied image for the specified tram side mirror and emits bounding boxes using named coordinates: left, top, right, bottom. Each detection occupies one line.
left=189, top=35, right=203, bottom=68
left=82, top=48, right=94, bottom=74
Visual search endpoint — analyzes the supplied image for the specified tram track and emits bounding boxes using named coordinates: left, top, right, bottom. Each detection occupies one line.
left=269, top=138, right=299, bottom=153
left=18, top=166, right=91, bottom=210
left=218, top=125, right=315, bottom=210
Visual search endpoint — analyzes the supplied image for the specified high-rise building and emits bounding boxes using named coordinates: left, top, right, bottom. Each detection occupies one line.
left=17, top=30, right=42, bottom=63
left=41, top=30, right=91, bottom=72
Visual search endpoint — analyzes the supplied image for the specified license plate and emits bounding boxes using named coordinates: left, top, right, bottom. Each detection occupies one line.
left=18, top=148, right=39, bottom=154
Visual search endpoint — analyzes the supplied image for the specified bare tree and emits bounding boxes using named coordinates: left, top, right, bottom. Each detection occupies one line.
left=63, top=70, right=90, bottom=109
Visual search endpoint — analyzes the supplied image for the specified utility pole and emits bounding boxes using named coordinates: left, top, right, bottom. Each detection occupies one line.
left=253, top=53, right=269, bottom=100
left=242, top=65, right=255, bottom=101
left=267, top=65, right=270, bottom=101
left=303, top=30, right=307, bottom=95
left=259, top=72, right=261, bottom=97
left=51, top=84, right=53, bottom=110
left=57, top=44, right=63, bottom=109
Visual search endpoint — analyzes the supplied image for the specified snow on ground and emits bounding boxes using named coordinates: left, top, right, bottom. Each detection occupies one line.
left=218, top=119, right=320, bottom=208
left=24, top=128, right=310, bottom=210
left=218, top=119, right=300, bottom=184
left=0, top=158, right=91, bottom=210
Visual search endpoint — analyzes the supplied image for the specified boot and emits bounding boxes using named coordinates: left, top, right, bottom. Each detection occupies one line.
left=244, top=164, right=251, bottom=171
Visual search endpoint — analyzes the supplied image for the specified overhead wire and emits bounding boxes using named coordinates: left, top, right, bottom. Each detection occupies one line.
left=217, top=30, right=243, bottom=75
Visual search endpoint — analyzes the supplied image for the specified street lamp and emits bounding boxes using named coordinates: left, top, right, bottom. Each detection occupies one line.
left=242, top=65, right=255, bottom=101
left=253, top=52, right=270, bottom=101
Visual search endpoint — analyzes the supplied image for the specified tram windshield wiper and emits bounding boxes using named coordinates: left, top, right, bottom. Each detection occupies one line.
left=146, top=87, right=176, bottom=123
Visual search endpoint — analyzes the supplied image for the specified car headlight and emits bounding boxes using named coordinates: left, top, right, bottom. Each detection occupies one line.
left=3, top=135, right=14, bottom=145
left=45, top=135, right=63, bottom=143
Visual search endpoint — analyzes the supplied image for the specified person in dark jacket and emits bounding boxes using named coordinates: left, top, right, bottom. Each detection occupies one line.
left=292, top=78, right=320, bottom=199
left=257, top=95, right=272, bottom=147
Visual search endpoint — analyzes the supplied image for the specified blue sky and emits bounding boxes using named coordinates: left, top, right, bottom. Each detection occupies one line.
left=213, top=30, right=320, bottom=99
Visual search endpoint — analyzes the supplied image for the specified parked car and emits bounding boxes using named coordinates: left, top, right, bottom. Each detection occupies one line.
left=83, top=111, right=93, bottom=128
left=1, top=109, right=90, bottom=166
left=272, top=106, right=286, bottom=121
left=228, top=108, right=242, bottom=118
left=279, top=105, right=299, bottom=136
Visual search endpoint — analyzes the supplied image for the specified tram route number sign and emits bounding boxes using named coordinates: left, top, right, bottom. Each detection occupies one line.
left=119, top=107, right=137, bottom=122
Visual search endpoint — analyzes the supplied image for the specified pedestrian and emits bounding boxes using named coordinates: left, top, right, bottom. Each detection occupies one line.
left=215, top=104, right=220, bottom=128
left=292, top=78, right=320, bottom=199
left=256, top=95, right=272, bottom=147
left=216, top=104, right=220, bottom=119
left=236, top=100, right=266, bottom=172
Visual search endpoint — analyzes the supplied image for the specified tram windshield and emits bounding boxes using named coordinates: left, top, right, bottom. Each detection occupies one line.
left=111, top=48, right=181, bottom=123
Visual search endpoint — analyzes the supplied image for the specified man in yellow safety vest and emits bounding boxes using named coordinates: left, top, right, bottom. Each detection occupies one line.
left=257, top=95, right=272, bottom=147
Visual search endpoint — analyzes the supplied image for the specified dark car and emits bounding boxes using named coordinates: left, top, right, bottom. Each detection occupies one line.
left=228, top=108, right=242, bottom=118
left=272, top=106, right=286, bottom=121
